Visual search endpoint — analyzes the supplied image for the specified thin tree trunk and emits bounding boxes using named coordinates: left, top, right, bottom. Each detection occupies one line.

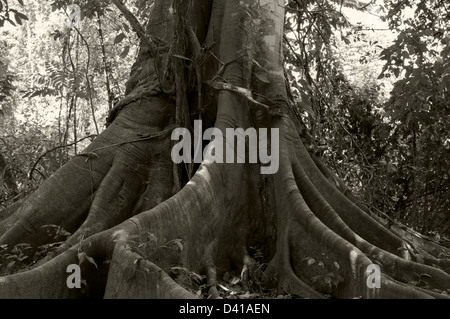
left=96, top=11, right=114, bottom=112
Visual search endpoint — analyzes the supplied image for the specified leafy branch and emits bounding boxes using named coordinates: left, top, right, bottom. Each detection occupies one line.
left=111, top=0, right=157, bottom=56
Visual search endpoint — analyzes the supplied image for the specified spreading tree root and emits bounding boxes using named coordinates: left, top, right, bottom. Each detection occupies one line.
left=0, top=107, right=449, bottom=298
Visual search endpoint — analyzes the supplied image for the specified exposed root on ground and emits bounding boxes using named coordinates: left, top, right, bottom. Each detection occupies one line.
left=1, top=113, right=449, bottom=299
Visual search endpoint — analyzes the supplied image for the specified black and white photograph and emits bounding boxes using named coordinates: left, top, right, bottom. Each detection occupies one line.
left=0, top=0, right=449, bottom=309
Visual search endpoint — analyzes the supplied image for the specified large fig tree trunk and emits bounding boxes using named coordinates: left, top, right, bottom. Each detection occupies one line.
left=0, top=0, right=449, bottom=299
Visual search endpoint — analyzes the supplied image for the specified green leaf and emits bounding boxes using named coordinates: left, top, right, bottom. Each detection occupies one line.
left=254, top=70, right=270, bottom=83
left=78, top=252, right=86, bottom=264
left=379, top=48, right=391, bottom=60
left=114, top=33, right=126, bottom=44
left=393, top=68, right=400, bottom=77
left=120, top=46, right=130, bottom=59
left=78, top=252, right=98, bottom=269
left=300, top=101, right=316, bottom=121
left=7, top=18, right=16, bottom=27
left=173, top=239, right=183, bottom=251
left=16, top=12, right=28, bottom=20
left=218, top=284, right=230, bottom=292
left=230, top=276, right=240, bottom=285
left=303, top=257, right=315, bottom=265
left=14, top=16, right=22, bottom=26
left=342, top=36, right=351, bottom=45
